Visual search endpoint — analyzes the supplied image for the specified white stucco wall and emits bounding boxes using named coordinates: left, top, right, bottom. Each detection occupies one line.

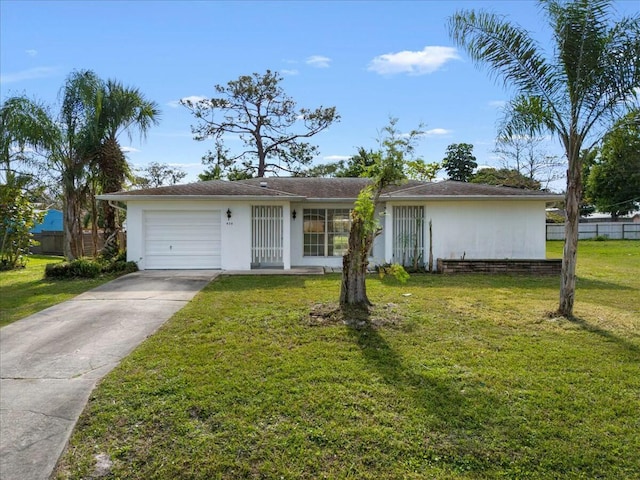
left=126, top=199, right=291, bottom=271
left=383, top=199, right=548, bottom=264
left=125, top=197, right=547, bottom=271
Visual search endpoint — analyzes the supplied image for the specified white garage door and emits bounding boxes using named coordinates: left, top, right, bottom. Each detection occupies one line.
left=144, top=210, right=221, bottom=269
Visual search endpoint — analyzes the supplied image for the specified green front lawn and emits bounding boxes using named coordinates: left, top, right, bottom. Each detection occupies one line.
left=54, top=241, right=639, bottom=479
left=0, top=255, right=123, bottom=327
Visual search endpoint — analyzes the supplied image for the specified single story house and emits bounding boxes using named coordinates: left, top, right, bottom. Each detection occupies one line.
left=97, top=178, right=561, bottom=271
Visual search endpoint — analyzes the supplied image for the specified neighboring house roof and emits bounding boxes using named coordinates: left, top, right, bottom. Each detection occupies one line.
left=98, top=178, right=562, bottom=202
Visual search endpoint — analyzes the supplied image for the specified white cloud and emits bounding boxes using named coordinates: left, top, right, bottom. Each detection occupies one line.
left=25, top=49, right=38, bottom=57
left=167, top=95, right=207, bottom=108
left=121, top=146, right=140, bottom=153
left=281, top=69, right=299, bottom=76
left=424, top=128, right=452, bottom=136
left=368, top=46, right=460, bottom=75
left=323, top=155, right=352, bottom=162
left=306, top=55, right=331, bottom=68
left=0, top=66, right=59, bottom=84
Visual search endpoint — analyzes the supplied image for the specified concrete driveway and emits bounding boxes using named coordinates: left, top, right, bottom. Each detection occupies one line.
left=0, top=270, right=220, bottom=480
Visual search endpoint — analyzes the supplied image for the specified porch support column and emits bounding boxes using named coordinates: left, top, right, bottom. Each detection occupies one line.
left=384, top=203, right=393, bottom=264
left=283, top=203, right=291, bottom=270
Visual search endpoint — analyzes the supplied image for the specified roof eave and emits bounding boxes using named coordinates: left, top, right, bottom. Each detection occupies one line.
left=96, top=194, right=306, bottom=202
left=381, top=194, right=563, bottom=201
left=302, top=197, right=359, bottom=203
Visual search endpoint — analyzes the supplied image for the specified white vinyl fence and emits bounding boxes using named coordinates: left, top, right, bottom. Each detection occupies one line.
left=546, top=222, right=640, bottom=240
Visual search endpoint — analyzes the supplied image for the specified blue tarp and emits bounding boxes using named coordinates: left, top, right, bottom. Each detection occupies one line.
left=31, top=209, right=63, bottom=233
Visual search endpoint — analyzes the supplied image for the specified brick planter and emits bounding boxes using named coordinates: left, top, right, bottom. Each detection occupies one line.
left=437, top=258, right=562, bottom=274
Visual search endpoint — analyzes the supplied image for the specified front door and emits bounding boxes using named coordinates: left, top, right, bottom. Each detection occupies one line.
left=251, top=206, right=284, bottom=268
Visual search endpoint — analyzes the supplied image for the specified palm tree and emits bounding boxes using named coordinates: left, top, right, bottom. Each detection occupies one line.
left=0, top=96, right=59, bottom=267
left=449, top=0, right=640, bottom=317
left=96, top=80, right=160, bottom=255
left=50, top=70, right=105, bottom=260
left=0, top=96, right=59, bottom=177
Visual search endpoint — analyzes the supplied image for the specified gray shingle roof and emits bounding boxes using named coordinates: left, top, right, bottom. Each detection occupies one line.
left=382, top=180, right=558, bottom=198
left=97, top=180, right=300, bottom=199
left=98, top=177, right=561, bottom=201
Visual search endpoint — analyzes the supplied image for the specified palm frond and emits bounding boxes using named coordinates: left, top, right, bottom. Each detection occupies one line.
left=501, top=95, right=557, bottom=139
left=101, top=80, right=161, bottom=143
left=448, top=10, right=561, bottom=102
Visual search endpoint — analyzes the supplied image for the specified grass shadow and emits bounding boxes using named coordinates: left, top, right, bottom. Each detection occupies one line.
left=342, top=308, right=505, bottom=470
left=569, top=315, right=640, bottom=359
left=574, top=276, right=635, bottom=291
left=346, top=318, right=467, bottom=414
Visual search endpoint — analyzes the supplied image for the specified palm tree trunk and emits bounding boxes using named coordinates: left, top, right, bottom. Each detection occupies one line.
left=558, top=149, right=582, bottom=317
left=63, top=190, right=83, bottom=260
left=90, top=189, right=99, bottom=257
left=99, top=137, right=127, bottom=256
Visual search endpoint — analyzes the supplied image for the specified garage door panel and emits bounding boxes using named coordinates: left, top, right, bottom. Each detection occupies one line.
left=146, top=243, right=221, bottom=256
left=143, top=255, right=220, bottom=269
left=145, top=239, right=222, bottom=250
left=144, top=210, right=221, bottom=269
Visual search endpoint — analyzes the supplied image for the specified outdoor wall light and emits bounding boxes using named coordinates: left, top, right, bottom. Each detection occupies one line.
left=226, top=208, right=232, bottom=220
left=292, top=209, right=297, bottom=220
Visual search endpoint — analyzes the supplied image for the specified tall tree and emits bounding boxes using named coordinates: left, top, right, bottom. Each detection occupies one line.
left=449, top=0, right=640, bottom=317
left=442, top=143, right=477, bottom=181
left=340, top=120, right=419, bottom=308
left=0, top=96, right=59, bottom=188
left=0, top=96, right=58, bottom=268
left=406, top=159, right=441, bottom=182
left=586, top=111, right=640, bottom=219
left=471, top=167, right=541, bottom=190
left=297, top=148, right=379, bottom=178
left=494, top=134, right=564, bottom=189
left=96, top=80, right=160, bottom=255
left=50, top=70, right=105, bottom=260
left=182, top=70, right=339, bottom=178
left=135, top=162, right=187, bottom=188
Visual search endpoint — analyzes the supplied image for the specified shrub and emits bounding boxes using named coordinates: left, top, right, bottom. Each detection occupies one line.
left=45, top=258, right=102, bottom=279
left=376, top=262, right=410, bottom=283
left=44, top=253, right=138, bottom=279
left=104, top=260, right=138, bottom=274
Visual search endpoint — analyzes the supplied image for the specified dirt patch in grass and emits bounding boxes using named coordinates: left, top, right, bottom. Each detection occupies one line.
left=307, top=302, right=404, bottom=328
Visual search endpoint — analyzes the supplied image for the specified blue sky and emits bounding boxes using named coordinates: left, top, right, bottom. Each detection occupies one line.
left=1, top=1, right=637, bottom=190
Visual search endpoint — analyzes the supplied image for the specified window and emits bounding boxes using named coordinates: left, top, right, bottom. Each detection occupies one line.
left=303, top=208, right=350, bottom=256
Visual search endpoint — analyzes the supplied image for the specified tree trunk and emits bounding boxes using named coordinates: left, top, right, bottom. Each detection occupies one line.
left=340, top=217, right=372, bottom=308
left=558, top=150, right=582, bottom=317
left=90, top=191, right=99, bottom=257
left=63, top=190, right=83, bottom=261
left=99, top=138, right=126, bottom=256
